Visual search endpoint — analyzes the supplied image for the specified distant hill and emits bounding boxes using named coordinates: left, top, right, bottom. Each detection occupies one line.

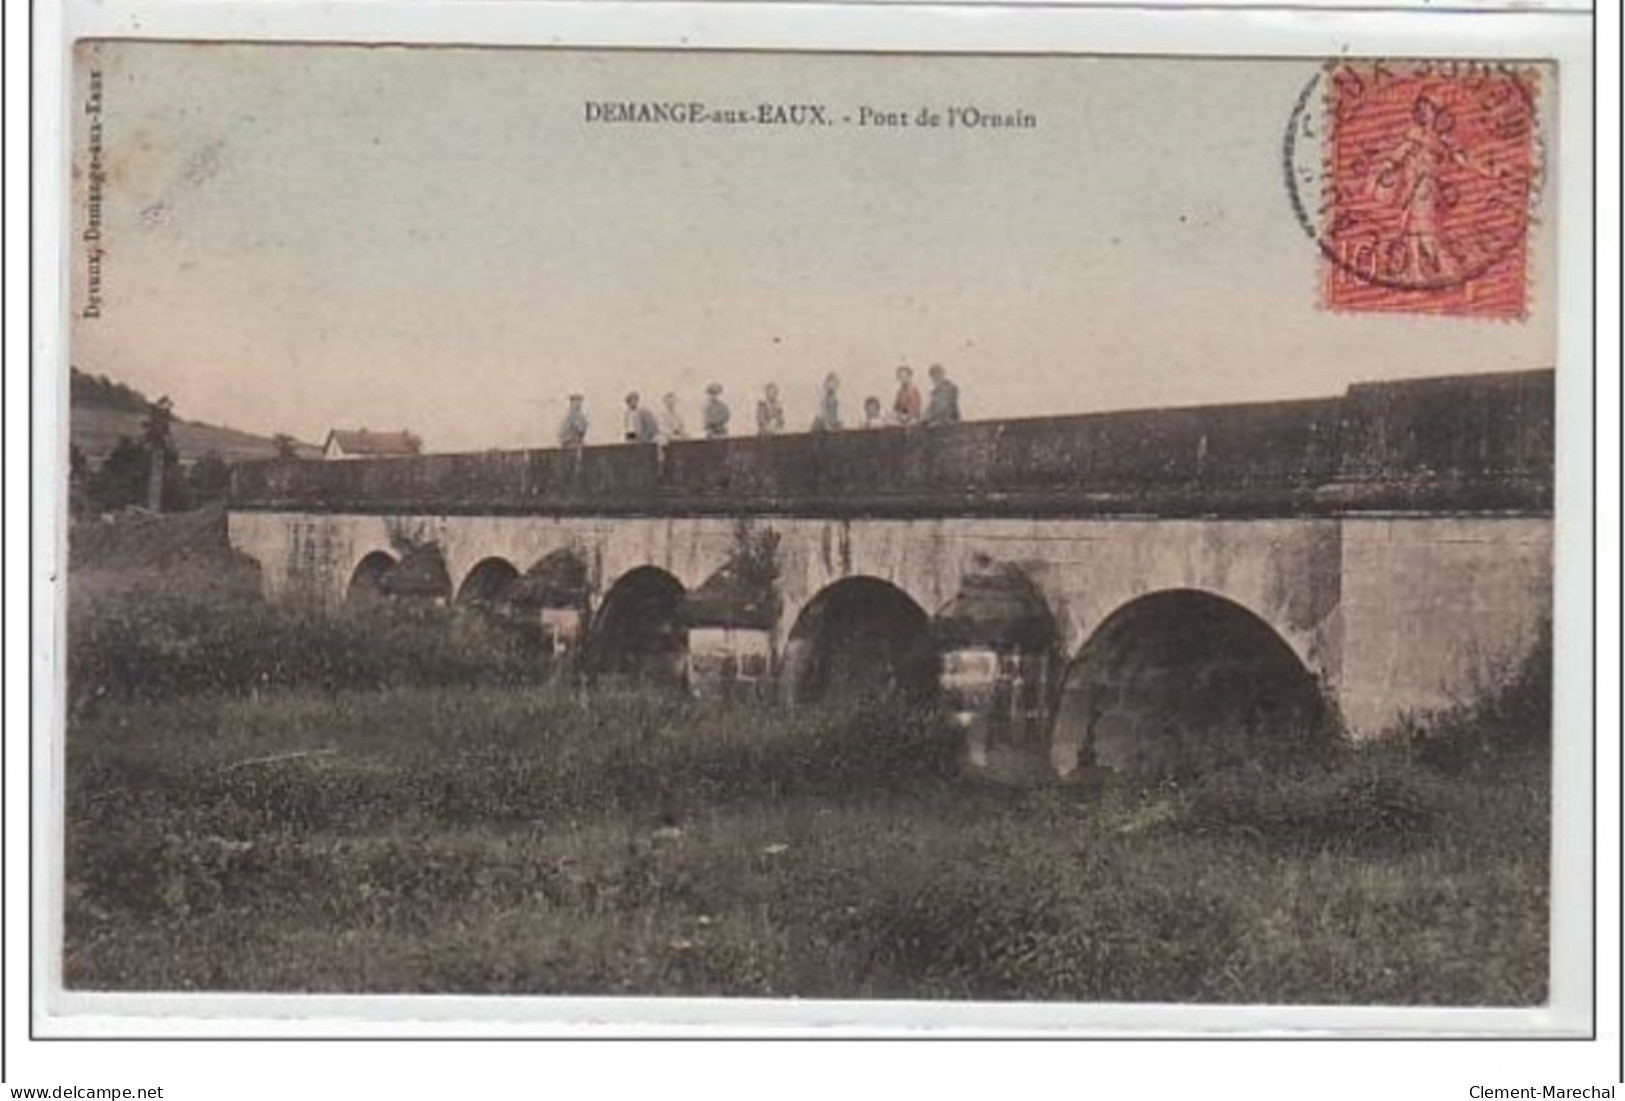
left=70, top=368, right=320, bottom=465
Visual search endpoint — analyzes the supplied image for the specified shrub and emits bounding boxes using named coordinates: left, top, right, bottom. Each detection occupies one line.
left=1412, top=624, right=1553, bottom=773
left=1179, top=751, right=1445, bottom=857
left=68, top=577, right=553, bottom=711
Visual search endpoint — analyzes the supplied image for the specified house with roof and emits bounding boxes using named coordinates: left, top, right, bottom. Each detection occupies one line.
left=322, top=428, right=423, bottom=461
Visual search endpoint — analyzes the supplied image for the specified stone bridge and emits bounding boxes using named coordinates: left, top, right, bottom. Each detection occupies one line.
left=225, top=369, right=1553, bottom=777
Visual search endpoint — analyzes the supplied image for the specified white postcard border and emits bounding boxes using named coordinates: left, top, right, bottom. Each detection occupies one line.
left=30, top=0, right=1598, bottom=1039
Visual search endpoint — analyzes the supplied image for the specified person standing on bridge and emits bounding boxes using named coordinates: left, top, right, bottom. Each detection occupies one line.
left=811, top=372, right=842, bottom=432
left=756, top=382, right=785, bottom=436
left=657, top=392, right=688, bottom=443
left=557, top=394, right=589, bottom=449
left=623, top=391, right=660, bottom=443
left=924, top=364, right=961, bottom=427
left=702, top=383, right=731, bottom=439
left=862, top=396, right=887, bottom=429
left=892, top=365, right=922, bottom=426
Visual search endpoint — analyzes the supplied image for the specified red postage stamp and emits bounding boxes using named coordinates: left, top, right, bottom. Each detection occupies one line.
left=1294, top=61, right=1540, bottom=320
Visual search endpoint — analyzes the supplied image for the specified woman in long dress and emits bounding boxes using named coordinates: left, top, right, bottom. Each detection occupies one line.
left=1370, top=92, right=1501, bottom=283
left=810, top=373, right=842, bottom=432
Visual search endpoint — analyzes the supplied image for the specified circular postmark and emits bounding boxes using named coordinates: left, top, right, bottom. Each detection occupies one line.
left=1284, top=60, right=1543, bottom=299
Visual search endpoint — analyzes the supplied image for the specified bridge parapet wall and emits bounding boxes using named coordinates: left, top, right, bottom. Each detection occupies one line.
left=1337, top=370, right=1554, bottom=487
left=228, top=370, right=1554, bottom=518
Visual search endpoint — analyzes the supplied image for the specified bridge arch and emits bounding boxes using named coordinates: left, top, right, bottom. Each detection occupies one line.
left=781, top=576, right=937, bottom=705
left=1050, top=588, right=1334, bottom=778
left=517, top=548, right=591, bottom=604
left=512, top=548, right=593, bottom=658
left=583, top=566, right=688, bottom=686
left=346, top=550, right=397, bottom=602
left=455, top=557, right=521, bottom=606
left=932, top=560, right=1063, bottom=773
left=379, top=544, right=453, bottom=604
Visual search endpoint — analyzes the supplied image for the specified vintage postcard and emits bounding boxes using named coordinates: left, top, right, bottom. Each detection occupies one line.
left=38, top=1, right=1596, bottom=1053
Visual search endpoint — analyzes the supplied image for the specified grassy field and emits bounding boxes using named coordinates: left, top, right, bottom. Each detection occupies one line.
left=62, top=514, right=1551, bottom=1003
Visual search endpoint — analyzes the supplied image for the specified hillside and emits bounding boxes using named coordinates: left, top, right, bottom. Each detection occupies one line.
left=70, top=369, right=320, bottom=465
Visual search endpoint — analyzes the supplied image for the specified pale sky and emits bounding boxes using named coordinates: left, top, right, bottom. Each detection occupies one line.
left=70, top=43, right=1557, bottom=453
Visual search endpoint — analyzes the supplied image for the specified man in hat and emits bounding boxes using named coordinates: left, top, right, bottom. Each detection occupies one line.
left=657, top=391, right=688, bottom=442
left=702, top=382, right=731, bottom=439
left=557, top=394, right=589, bottom=449
left=623, top=391, right=660, bottom=443
left=756, top=382, right=785, bottom=436
left=924, top=364, right=961, bottom=427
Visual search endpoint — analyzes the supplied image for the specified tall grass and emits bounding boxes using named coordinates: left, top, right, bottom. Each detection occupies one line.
left=64, top=678, right=1548, bottom=1003
left=68, top=687, right=958, bottom=839
left=68, top=563, right=553, bottom=713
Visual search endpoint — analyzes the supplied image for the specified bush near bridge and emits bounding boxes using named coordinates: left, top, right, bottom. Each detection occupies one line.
left=70, top=580, right=552, bottom=711
left=68, top=507, right=554, bottom=714
left=62, top=509, right=1550, bottom=1004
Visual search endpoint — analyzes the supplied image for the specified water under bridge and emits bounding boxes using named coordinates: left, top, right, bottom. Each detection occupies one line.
left=226, top=368, right=1554, bottom=778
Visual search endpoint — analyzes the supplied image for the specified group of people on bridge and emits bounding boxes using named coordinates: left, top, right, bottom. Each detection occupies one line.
left=556, top=364, right=962, bottom=449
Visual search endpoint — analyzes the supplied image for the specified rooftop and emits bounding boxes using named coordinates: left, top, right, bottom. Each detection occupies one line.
left=324, top=429, right=423, bottom=458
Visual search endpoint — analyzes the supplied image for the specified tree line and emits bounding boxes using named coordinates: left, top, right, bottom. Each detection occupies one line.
left=69, top=368, right=304, bottom=515
left=70, top=437, right=235, bottom=515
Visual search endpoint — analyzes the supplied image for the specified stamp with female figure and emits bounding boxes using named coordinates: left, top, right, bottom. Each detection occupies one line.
left=1287, top=60, right=1542, bottom=320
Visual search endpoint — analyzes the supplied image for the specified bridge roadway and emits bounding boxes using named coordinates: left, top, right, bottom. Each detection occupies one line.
left=226, top=369, right=1554, bottom=777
